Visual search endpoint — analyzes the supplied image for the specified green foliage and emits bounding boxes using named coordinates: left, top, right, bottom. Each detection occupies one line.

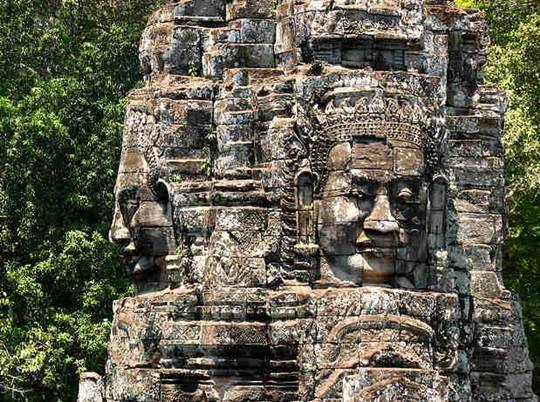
left=1, top=231, right=128, bottom=399
left=0, top=0, right=164, bottom=399
left=457, top=0, right=540, bottom=390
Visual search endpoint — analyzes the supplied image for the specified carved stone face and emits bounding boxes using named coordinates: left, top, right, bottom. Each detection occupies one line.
left=318, top=137, right=428, bottom=285
left=109, top=152, right=175, bottom=278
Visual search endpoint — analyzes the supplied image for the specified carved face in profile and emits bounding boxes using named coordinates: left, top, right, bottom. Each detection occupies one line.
left=317, top=135, right=428, bottom=286
left=109, top=151, right=175, bottom=278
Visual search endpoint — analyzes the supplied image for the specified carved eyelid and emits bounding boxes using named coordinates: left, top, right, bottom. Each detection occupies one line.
left=352, top=176, right=374, bottom=190
left=397, top=188, right=414, bottom=198
left=118, top=187, right=140, bottom=204
left=351, top=188, right=372, bottom=198
left=320, top=187, right=370, bottom=198
left=395, top=183, right=423, bottom=202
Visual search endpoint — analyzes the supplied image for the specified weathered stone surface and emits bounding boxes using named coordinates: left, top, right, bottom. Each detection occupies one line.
left=79, top=0, right=537, bottom=401
left=78, top=373, right=103, bottom=402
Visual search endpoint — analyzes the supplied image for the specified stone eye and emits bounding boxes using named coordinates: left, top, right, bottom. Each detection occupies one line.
left=397, top=187, right=414, bottom=202
left=119, top=187, right=140, bottom=226
left=353, top=188, right=370, bottom=201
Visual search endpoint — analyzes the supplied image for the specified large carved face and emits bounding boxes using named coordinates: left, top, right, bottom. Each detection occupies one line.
left=317, top=136, right=428, bottom=286
left=109, top=151, right=175, bottom=278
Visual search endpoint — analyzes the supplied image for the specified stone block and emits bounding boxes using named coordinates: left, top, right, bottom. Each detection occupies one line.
left=78, top=373, right=103, bottom=402
left=173, top=0, right=226, bottom=21
left=451, top=165, right=504, bottom=188
left=471, top=372, right=536, bottom=401
left=448, top=139, right=502, bottom=159
left=471, top=346, right=534, bottom=374
left=308, top=7, right=424, bottom=42
left=394, top=146, right=425, bottom=175
left=217, top=123, right=253, bottom=144
left=449, top=244, right=501, bottom=272
left=470, top=271, right=504, bottom=298
left=235, top=19, right=276, bottom=44
left=342, top=369, right=449, bottom=402
left=262, top=117, right=304, bottom=161
left=256, top=93, right=295, bottom=122
left=449, top=212, right=503, bottom=245
left=215, top=96, right=253, bottom=113
left=159, top=99, right=213, bottom=126
left=168, top=159, right=208, bottom=176
left=226, top=0, right=275, bottom=20
left=471, top=297, right=520, bottom=325
left=452, top=189, right=492, bottom=213
left=106, top=369, right=161, bottom=402
left=215, top=149, right=254, bottom=176
left=276, top=16, right=297, bottom=54
left=351, top=142, right=393, bottom=170
left=216, top=109, right=255, bottom=126
left=475, top=324, right=527, bottom=349
left=163, top=44, right=202, bottom=76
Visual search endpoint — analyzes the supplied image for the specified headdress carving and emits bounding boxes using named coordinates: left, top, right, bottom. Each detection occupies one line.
left=122, top=108, right=163, bottom=197
left=300, top=88, right=443, bottom=190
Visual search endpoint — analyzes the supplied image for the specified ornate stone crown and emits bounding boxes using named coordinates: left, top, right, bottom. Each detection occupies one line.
left=313, top=89, right=428, bottom=129
left=305, top=89, right=436, bottom=189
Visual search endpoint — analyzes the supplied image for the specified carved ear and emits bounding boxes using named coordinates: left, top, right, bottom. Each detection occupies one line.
left=155, top=179, right=170, bottom=205
left=428, top=175, right=448, bottom=250
left=296, top=171, right=318, bottom=207
left=311, top=172, right=320, bottom=191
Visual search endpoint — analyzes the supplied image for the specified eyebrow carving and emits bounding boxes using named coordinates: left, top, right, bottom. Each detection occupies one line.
left=119, top=187, right=139, bottom=204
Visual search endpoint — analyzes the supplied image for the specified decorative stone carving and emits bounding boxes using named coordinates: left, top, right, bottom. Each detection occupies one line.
left=80, top=0, right=537, bottom=401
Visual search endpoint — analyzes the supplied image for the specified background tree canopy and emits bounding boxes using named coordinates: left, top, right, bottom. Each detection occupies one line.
left=0, top=0, right=165, bottom=399
left=0, top=0, right=538, bottom=400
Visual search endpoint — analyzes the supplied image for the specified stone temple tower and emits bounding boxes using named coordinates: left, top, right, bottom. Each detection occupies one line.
left=79, top=1, right=537, bottom=401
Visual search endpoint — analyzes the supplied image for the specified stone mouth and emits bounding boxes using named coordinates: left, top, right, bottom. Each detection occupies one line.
left=127, top=255, right=156, bottom=276
left=356, top=247, right=399, bottom=257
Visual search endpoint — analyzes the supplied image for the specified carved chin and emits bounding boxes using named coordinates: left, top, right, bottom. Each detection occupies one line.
left=361, top=254, right=396, bottom=284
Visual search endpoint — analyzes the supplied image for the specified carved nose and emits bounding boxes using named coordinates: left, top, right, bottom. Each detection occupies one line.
left=363, top=194, right=400, bottom=235
left=109, top=209, right=132, bottom=245
left=109, top=223, right=137, bottom=258
left=109, top=225, right=131, bottom=245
